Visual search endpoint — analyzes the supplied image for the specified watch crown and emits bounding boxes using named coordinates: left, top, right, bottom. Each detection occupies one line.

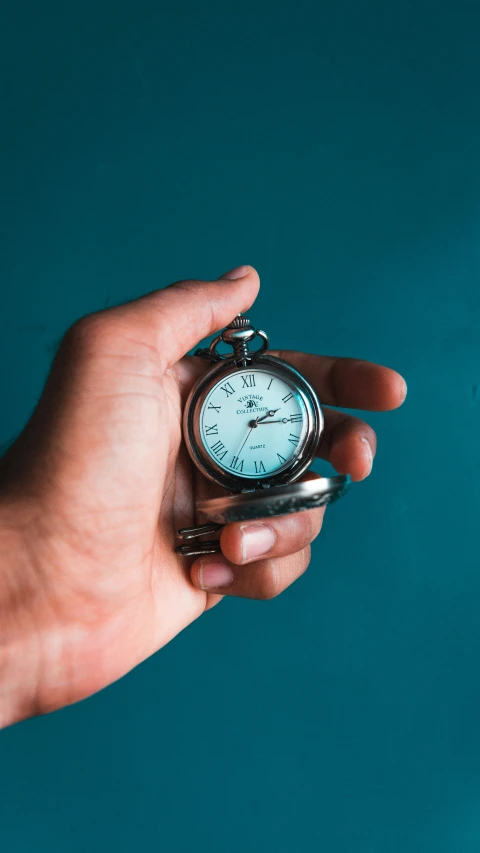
left=210, top=314, right=269, bottom=365
left=228, top=314, right=250, bottom=329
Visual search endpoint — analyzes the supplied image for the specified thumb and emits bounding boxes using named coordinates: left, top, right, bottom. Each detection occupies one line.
left=113, top=265, right=260, bottom=369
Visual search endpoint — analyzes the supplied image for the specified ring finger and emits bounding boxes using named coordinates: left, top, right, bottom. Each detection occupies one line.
left=318, top=406, right=377, bottom=481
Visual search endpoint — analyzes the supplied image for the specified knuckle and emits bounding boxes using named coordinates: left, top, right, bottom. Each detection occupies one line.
left=166, top=278, right=198, bottom=292
left=299, top=510, right=320, bottom=542
left=255, top=548, right=312, bottom=600
left=282, top=510, right=322, bottom=548
left=274, top=348, right=289, bottom=363
left=256, top=561, right=283, bottom=600
left=300, top=544, right=312, bottom=573
left=62, top=313, right=124, bottom=358
left=257, top=577, right=282, bottom=601
left=307, top=509, right=324, bottom=540
left=64, top=314, right=109, bottom=350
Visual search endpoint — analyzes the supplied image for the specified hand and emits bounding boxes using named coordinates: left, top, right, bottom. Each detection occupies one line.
left=0, top=265, right=407, bottom=727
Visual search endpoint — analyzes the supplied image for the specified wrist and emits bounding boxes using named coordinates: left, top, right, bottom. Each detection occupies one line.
left=0, top=499, right=42, bottom=729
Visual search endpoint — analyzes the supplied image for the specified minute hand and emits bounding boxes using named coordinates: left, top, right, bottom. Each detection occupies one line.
left=257, top=416, right=295, bottom=425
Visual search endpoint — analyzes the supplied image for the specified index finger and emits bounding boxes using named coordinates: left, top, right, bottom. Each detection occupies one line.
left=270, top=350, right=407, bottom=411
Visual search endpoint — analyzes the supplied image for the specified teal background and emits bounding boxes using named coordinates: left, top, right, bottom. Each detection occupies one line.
left=1, top=1, right=480, bottom=851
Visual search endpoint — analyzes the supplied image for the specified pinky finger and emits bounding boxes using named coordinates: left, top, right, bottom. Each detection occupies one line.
left=190, top=547, right=311, bottom=600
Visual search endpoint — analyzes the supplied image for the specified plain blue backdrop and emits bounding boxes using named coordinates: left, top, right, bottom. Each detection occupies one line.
left=1, top=1, right=480, bottom=851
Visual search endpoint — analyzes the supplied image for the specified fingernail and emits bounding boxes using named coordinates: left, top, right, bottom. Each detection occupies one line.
left=240, top=523, right=276, bottom=562
left=360, top=437, right=373, bottom=474
left=198, top=560, right=234, bottom=590
left=218, top=265, right=250, bottom=280
left=401, top=378, right=408, bottom=401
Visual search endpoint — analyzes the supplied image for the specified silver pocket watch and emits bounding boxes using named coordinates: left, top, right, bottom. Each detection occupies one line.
left=176, top=315, right=351, bottom=556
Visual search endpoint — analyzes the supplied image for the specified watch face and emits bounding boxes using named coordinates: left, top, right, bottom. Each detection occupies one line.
left=198, top=367, right=310, bottom=480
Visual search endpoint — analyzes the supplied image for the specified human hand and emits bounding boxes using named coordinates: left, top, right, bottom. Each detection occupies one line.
left=0, top=265, right=406, bottom=727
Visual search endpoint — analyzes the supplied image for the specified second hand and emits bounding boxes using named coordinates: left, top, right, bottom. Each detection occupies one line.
left=234, top=422, right=256, bottom=460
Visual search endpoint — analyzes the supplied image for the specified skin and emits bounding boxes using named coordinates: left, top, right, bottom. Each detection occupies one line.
left=0, top=266, right=406, bottom=728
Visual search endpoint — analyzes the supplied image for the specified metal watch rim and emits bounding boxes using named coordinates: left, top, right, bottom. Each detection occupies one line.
left=183, top=354, right=323, bottom=492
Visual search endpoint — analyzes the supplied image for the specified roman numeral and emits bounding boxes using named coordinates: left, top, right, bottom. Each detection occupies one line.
left=282, top=392, right=293, bottom=404
left=220, top=382, right=235, bottom=397
left=211, top=440, right=228, bottom=460
left=207, top=403, right=221, bottom=413
left=288, top=433, right=300, bottom=445
left=205, top=424, right=218, bottom=435
left=290, top=413, right=302, bottom=423
left=229, top=456, right=244, bottom=472
left=267, top=378, right=273, bottom=390
left=277, top=453, right=286, bottom=464
left=242, top=374, right=256, bottom=388
left=254, top=460, right=266, bottom=474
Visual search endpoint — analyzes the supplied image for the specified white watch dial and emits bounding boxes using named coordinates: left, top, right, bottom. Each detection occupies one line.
left=199, top=368, right=308, bottom=479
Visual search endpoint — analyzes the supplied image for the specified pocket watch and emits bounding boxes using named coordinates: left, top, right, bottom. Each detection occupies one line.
left=176, top=315, right=351, bottom=556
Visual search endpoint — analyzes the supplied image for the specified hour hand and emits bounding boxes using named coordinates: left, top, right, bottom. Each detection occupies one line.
left=254, top=409, right=280, bottom=425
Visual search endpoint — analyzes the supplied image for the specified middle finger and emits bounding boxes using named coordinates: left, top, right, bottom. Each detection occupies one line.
left=270, top=349, right=407, bottom=411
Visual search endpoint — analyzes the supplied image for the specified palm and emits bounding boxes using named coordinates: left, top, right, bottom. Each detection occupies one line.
left=1, top=346, right=218, bottom=713
left=60, top=354, right=219, bottom=702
